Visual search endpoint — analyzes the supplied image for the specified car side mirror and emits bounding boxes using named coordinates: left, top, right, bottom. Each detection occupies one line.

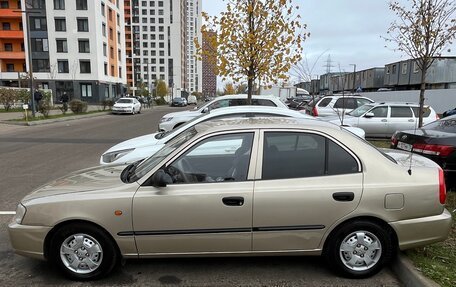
left=202, top=107, right=209, bottom=113
left=364, top=112, right=375, bottom=118
left=152, top=169, right=173, bottom=187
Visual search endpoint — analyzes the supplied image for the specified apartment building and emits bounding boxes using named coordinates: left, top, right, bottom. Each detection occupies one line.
left=0, top=0, right=126, bottom=103
left=125, top=0, right=201, bottom=98
left=0, top=0, right=25, bottom=86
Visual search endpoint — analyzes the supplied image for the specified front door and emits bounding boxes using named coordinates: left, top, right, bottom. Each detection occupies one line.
left=357, top=106, right=389, bottom=137
left=132, top=132, right=257, bottom=255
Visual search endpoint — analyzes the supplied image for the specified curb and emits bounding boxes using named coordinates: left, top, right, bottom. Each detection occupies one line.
left=391, top=252, right=440, bottom=287
left=0, top=111, right=111, bottom=126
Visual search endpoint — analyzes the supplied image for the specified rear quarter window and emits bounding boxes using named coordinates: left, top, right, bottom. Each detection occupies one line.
left=411, top=107, right=431, bottom=117
left=253, top=99, right=277, bottom=107
left=391, top=107, right=413, bottom=117
left=334, top=98, right=356, bottom=109
left=318, top=98, right=332, bottom=107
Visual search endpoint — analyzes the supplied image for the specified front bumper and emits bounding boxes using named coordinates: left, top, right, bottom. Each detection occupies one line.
left=8, top=222, right=52, bottom=260
left=112, top=108, right=133, bottom=114
left=390, top=208, right=452, bottom=250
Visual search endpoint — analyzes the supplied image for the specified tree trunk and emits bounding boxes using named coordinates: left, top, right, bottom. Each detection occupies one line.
left=418, top=68, right=427, bottom=128
left=247, top=74, right=253, bottom=105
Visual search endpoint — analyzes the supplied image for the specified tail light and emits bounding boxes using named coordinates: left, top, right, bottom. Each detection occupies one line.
left=391, top=135, right=398, bottom=146
left=436, top=114, right=440, bottom=120
left=312, top=106, right=318, bottom=117
left=438, top=168, right=446, bottom=204
left=412, top=143, right=454, bottom=157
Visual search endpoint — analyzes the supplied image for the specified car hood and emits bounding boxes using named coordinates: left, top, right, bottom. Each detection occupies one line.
left=22, top=165, right=134, bottom=201
left=113, top=103, right=133, bottom=108
left=105, top=133, right=161, bottom=152
left=162, top=109, right=201, bottom=119
left=323, top=115, right=357, bottom=124
left=381, top=148, right=440, bottom=169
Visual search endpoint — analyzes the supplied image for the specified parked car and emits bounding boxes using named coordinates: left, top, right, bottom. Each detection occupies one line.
left=171, top=97, right=187, bottom=107
left=159, top=94, right=288, bottom=132
left=187, top=95, right=198, bottom=105
left=287, top=96, right=312, bottom=110
left=391, top=114, right=456, bottom=185
left=101, top=106, right=364, bottom=165
left=326, top=102, right=438, bottom=138
left=9, top=117, right=451, bottom=280
left=112, top=98, right=141, bottom=115
left=311, top=95, right=374, bottom=117
left=442, top=107, right=456, bottom=118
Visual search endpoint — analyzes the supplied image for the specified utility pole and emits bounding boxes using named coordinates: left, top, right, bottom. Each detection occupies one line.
left=350, top=64, right=356, bottom=94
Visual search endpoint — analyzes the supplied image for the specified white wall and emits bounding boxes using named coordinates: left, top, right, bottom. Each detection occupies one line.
left=359, top=89, right=456, bottom=114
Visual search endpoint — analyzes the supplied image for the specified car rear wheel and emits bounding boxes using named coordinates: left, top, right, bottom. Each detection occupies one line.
left=132, top=108, right=135, bottom=115
left=49, top=223, right=118, bottom=280
left=324, top=220, right=395, bottom=278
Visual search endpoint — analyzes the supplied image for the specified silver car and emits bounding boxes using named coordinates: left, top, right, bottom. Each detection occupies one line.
left=312, top=95, right=374, bottom=117
left=9, top=118, right=452, bottom=280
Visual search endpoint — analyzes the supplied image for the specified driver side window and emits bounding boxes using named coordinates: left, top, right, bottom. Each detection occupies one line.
left=370, top=107, right=388, bottom=117
left=166, top=133, right=254, bottom=184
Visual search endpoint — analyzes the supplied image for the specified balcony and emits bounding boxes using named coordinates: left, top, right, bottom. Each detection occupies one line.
left=0, top=30, right=24, bottom=39
left=0, top=51, right=25, bottom=59
left=0, top=9, right=22, bottom=18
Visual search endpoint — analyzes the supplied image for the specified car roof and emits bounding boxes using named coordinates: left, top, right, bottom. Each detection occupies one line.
left=371, top=102, right=430, bottom=108
left=212, top=94, right=281, bottom=101
left=193, top=117, right=339, bottom=135
left=206, top=106, right=312, bottom=118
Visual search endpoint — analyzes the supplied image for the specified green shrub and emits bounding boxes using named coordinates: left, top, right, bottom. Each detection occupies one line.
left=37, top=90, right=52, bottom=117
left=0, top=88, right=17, bottom=111
left=69, top=100, right=88, bottom=114
left=154, top=96, right=167, bottom=105
left=101, top=99, right=115, bottom=111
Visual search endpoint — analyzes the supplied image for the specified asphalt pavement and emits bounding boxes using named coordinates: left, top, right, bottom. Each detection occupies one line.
left=0, top=106, right=403, bottom=286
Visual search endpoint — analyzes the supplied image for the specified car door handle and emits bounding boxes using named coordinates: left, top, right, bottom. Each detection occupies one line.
left=332, top=192, right=355, bottom=202
left=222, top=196, right=244, bottom=206
left=381, top=119, right=387, bottom=122
left=408, top=119, right=414, bottom=122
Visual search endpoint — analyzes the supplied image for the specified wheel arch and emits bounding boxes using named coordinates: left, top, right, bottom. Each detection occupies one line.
left=43, top=219, right=121, bottom=260
left=322, top=216, right=398, bottom=254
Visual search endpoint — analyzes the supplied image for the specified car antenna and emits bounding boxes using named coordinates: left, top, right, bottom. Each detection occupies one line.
left=407, top=110, right=420, bottom=175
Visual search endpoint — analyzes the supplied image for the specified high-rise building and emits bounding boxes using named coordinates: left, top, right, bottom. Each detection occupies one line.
left=0, top=0, right=126, bottom=102
left=125, top=0, right=201, bottom=98
left=0, top=0, right=26, bottom=86
left=202, top=30, right=216, bottom=97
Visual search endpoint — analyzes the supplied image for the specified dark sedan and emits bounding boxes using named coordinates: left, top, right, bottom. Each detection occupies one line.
left=171, top=97, right=187, bottom=107
left=391, top=115, right=456, bottom=186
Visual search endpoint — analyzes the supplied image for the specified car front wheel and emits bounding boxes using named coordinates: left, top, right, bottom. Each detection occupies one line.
left=325, top=220, right=395, bottom=278
left=49, top=223, right=118, bottom=280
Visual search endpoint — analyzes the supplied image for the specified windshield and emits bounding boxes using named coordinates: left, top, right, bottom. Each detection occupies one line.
left=128, top=127, right=198, bottom=182
left=117, top=99, right=133, bottom=104
left=348, top=104, right=374, bottom=117
left=423, top=117, right=456, bottom=133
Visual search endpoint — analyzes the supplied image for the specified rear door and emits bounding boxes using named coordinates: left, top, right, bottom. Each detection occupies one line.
left=252, top=130, right=363, bottom=251
left=388, top=106, right=416, bottom=135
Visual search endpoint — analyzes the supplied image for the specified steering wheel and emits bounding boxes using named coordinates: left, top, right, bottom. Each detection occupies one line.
left=167, top=157, right=194, bottom=183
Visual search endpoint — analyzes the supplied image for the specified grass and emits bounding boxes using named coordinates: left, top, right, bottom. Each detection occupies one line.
left=369, top=139, right=456, bottom=286
left=0, top=108, right=24, bottom=113
left=9, top=110, right=108, bottom=122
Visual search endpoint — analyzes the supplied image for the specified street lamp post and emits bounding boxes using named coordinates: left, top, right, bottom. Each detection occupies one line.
left=350, top=64, right=356, bottom=94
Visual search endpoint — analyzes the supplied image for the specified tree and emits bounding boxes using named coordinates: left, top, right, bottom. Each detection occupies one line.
left=385, top=0, right=456, bottom=127
left=223, top=82, right=236, bottom=95
left=196, top=0, right=308, bottom=104
left=156, top=80, right=168, bottom=98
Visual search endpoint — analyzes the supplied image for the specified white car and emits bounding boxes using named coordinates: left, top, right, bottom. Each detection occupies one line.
left=312, top=95, right=374, bottom=117
left=158, top=94, right=288, bottom=131
left=112, top=98, right=142, bottom=114
left=325, top=102, right=438, bottom=138
left=101, top=106, right=365, bottom=165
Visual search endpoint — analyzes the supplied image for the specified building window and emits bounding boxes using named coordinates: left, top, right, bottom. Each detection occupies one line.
left=117, top=13, right=120, bottom=25
left=101, top=2, right=105, bottom=16
left=4, top=43, right=12, bottom=51
left=103, top=43, right=107, bottom=56
left=117, top=32, right=121, bottom=43
left=109, top=28, right=113, bottom=39
left=31, top=38, right=49, bottom=52
left=31, top=17, right=47, bottom=31
left=102, top=23, right=106, bottom=36
left=118, top=49, right=121, bottom=61
left=77, top=18, right=89, bottom=32
left=158, top=1, right=163, bottom=7
left=104, top=63, right=108, bottom=75
left=76, top=0, right=87, bottom=10
left=80, top=60, right=91, bottom=73
left=110, top=65, right=114, bottom=76
left=119, top=67, right=122, bottom=78
left=32, top=59, right=50, bottom=72
left=54, top=18, right=66, bottom=31
left=56, top=39, right=67, bottom=52
left=30, top=0, right=45, bottom=9
left=80, top=83, right=92, bottom=97
left=413, top=62, right=420, bottom=73
left=6, top=63, right=14, bottom=72
left=110, top=47, right=114, bottom=58
left=2, top=22, right=11, bottom=30
left=78, top=39, right=90, bottom=53
left=54, top=0, right=65, bottom=10
left=402, top=63, right=408, bottom=74
left=0, top=1, right=9, bottom=8
left=58, top=60, right=69, bottom=73
left=392, top=64, right=397, bottom=74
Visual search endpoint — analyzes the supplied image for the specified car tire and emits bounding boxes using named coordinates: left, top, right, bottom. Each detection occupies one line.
left=324, top=220, right=395, bottom=278
left=138, top=107, right=141, bottom=114
left=49, top=223, right=119, bottom=281
left=132, top=108, right=135, bottom=115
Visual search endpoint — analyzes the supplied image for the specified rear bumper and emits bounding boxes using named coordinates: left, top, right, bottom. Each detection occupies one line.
left=390, top=209, right=452, bottom=250
left=8, top=222, right=51, bottom=260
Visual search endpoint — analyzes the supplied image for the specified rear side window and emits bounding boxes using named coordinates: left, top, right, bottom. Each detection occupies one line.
left=391, top=107, right=413, bottom=117
left=253, top=99, right=276, bottom=107
left=262, top=132, right=359, bottom=180
left=411, top=107, right=431, bottom=117
left=334, top=98, right=356, bottom=109
left=318, top=98, right=332, bottom=107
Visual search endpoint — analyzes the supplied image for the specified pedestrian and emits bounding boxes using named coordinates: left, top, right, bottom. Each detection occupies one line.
left=146, top=96, right=152, bottom=108
left=60, top=92, right=69, bottom=113
left=33, top=89, right=42, bottom=113
left=139, top=96, right=145, bottom=109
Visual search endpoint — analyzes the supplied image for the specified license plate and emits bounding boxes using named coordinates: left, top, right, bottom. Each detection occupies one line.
left=397, top=141, right=412, bottom=151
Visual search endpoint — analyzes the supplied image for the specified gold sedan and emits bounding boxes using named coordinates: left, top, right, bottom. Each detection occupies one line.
left=9, top=117, right=452, bottom=280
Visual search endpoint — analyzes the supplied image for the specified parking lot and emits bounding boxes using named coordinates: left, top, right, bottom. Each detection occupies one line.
left=0, top=107, right=403, bottom=286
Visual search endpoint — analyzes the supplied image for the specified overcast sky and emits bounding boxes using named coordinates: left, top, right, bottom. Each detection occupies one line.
left=201, top=0, right=456, bottom=84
